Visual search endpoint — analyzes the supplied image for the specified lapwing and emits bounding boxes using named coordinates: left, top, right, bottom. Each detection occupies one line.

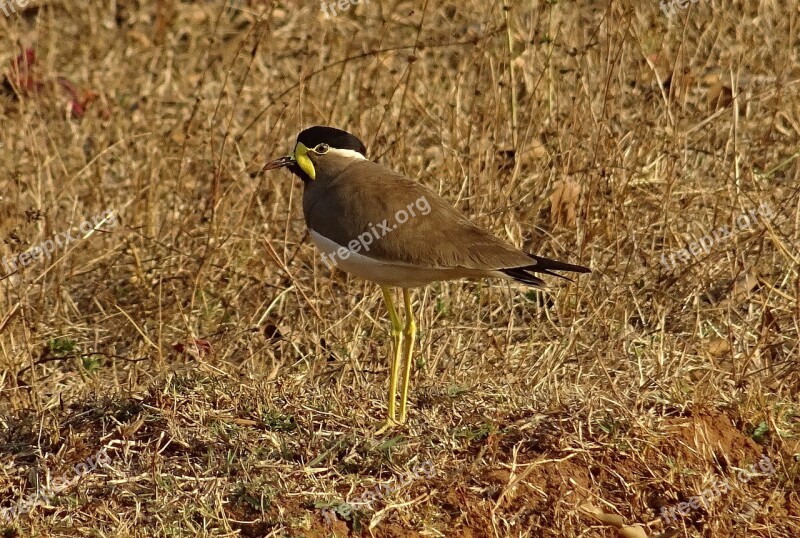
left=263, top=126, right=590, bottom=431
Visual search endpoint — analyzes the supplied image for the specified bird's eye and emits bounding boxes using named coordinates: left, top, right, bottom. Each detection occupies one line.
left=315, top=143, right=330, bottom=154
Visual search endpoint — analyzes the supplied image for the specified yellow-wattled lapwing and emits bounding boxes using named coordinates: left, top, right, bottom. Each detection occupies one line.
left=264, top=126, right=589, bottom=431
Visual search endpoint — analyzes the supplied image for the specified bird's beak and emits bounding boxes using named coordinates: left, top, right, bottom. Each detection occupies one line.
left=262, top=155, right=295, bottom=172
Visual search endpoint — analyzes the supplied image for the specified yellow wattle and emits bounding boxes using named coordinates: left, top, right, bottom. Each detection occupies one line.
left=294, top=142, right=315, bottom=180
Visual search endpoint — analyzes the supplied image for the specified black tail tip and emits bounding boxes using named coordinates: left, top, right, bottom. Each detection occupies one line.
left=500, top=254, right=590, bottom=288
left=528, top=254, right=591, bottom=275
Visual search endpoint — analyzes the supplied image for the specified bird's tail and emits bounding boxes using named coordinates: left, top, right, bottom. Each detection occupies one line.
left=500, top=254, right=590, bottom=288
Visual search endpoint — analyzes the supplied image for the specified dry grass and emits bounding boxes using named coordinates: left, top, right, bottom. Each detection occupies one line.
left=1, top=0, right=799, bottom=536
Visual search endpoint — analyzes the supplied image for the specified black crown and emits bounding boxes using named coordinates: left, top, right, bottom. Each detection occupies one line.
left=297, top=126, right=367, bottom=156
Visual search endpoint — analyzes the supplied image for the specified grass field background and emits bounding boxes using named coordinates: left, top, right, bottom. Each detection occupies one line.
left=1, top=0, right=799, bottom=536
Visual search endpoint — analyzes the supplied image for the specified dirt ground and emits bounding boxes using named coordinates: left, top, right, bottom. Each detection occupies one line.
left=1, top=1, right=799, bottom=536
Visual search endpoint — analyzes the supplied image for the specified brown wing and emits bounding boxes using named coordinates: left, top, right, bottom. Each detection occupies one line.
left=303, top=160, right=533, bottom=270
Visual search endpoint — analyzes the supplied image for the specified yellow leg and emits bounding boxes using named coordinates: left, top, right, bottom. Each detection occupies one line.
left=398, top=288, right=416, bottom=424
left=378, top=285, right=402, bottom=430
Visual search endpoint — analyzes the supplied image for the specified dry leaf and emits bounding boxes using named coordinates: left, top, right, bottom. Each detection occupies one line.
left=232, top=418, right=258, bottom=427
left=596, top=512, right=626, bottom=527
left=653, top=531, right=680, bottom=538
left=512, top=49, right=537, bottom=94
left=706, top=338, right=731, bottom=357
left=549, top=179, right=580, bottom=228
left=661, top=67, right=695, bottom=101
left=579, top=502, right=625, bottom=527
left=707, top=82, right=734, bottom=111
left=733, top=271, right=758, bottom=301
left=120, top=414, right=145, bottom=439
left=619, top=525, right=648, bottom=538
left=171, top=338, right=213, bottom=359
left=5, top=48, right=100, bottom=119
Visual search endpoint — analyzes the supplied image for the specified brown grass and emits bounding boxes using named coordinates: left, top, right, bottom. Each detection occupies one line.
left=1, top=0, right=799, bottom=536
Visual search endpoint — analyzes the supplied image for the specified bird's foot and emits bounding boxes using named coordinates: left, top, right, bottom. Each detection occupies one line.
left=373, top=417, right=402, bottom=435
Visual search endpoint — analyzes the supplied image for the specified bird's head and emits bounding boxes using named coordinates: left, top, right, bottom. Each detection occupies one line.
left=263, top=126, right=367, bottom=182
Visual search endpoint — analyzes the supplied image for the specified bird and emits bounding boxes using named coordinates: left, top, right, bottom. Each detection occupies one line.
left=263, top=126, right=590, bottom=431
